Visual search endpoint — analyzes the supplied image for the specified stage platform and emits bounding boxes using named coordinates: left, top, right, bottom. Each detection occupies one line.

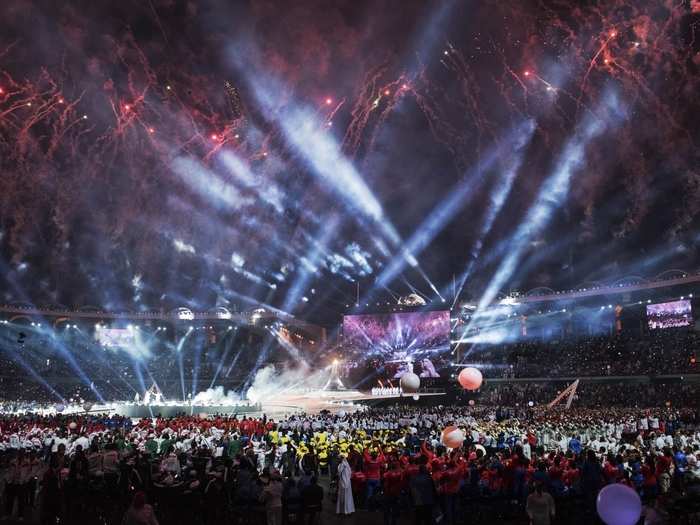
left=256, top=389, right=446, bottom=415
left=103, top=403, right=260, bottom=418
left=91, top=389, right=445, bottom=418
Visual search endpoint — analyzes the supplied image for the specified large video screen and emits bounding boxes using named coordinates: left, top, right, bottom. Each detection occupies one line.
left=96, top=327, right=135, bottom=347
left=647, top=300, right=692, bottom=330
left=342, top=310, right=450, bottom=378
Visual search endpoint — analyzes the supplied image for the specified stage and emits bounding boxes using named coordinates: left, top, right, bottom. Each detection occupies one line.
left=91, top=389, right=445, bottom=418
left=108, top=403, right=260, bottom=418
left=247, top=389, right=446, bottom=415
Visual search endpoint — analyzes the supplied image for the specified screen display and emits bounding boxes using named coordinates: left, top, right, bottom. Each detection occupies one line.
left=342, top=310, right=450, bottom=378
left=646, top=299, right=692, bottom=329
left=96, top=328, right=135, bottom=347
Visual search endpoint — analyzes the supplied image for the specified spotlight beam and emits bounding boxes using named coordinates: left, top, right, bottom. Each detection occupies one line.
left=0, top=257, right=105, bottom=402
left=282, top=216, right=339, bottom=313
left=0, top=338, right=66, bottom=403
left=375, top=121, right=534, bottom=292
left=233, top=63, right=412, bottom=270
left=175, top=329, right=193, bottom=402
left=209, top=328, right=236, bottom=389
left=450, top=121, right=536, bottom=306
left=462, top=90, right=626, bottom=337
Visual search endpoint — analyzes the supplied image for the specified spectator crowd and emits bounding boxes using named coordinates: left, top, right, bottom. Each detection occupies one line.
left=467, top=330, right=697, bottom=379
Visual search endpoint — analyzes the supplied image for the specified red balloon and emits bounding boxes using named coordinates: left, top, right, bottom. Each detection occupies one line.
left=458, top=367, right=482, bottom=391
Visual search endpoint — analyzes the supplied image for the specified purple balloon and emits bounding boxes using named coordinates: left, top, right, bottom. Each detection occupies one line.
left=596, top=483, right=642, bottom=525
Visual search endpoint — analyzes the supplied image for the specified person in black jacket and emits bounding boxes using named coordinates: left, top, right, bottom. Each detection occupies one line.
left=302, top=449, right=319, bottom=478
left=410, top=464, right=437, bottom=525
left=283, top=476, right=302, bottom=523
left=329, top=449, right=340, bottom=479
left=66, top=445, right=89, bottom=519
left=301, top=476, right=324, bottom=525
left=581, top=449, right=603, bottom=514
left=282, top=443, right=297, bottom=478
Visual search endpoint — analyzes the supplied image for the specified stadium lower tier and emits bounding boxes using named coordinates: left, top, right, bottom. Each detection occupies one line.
left=1, top=375, right=698, bottom=413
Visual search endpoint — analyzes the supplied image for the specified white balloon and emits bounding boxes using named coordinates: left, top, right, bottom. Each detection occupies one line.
left=441, top=426, right=465, bottom=449
left=412, top=395, right=420, bottom=401
left=337, top=410, right=346, bottom=418
left=400, top=372, right=420, bottom=393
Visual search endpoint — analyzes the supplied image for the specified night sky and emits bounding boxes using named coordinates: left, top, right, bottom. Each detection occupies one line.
left=0, top=0, right=698, bottom=324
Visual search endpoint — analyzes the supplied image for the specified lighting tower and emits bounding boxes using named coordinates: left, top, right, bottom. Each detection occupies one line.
left=323, top=359, right=346, bottom=391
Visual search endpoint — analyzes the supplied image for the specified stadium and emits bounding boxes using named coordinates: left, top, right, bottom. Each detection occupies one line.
left=0, top=1, right=699, bottom=525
